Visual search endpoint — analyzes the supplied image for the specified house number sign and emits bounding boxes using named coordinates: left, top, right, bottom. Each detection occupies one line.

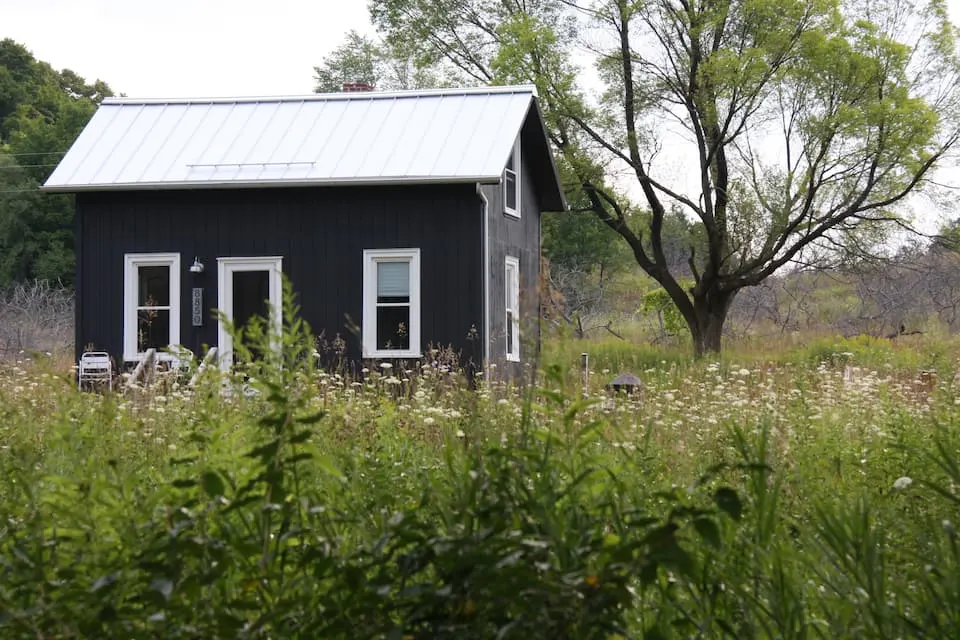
left=192, top=288, right=203, bottom=327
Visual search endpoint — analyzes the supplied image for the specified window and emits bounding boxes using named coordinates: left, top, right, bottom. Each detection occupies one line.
left=504, top=136, right=520, bottom=218
left=123, top=253, right=181, bottom=361
left=363, top=248, right=421, bottom=358
left=505, top=255, right=520, bottom=362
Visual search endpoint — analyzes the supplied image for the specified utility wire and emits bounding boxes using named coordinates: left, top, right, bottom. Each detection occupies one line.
left=0, top=188, right=62, bottom=195
left=0, top=163, right=60, bottom=169
left=0, top=151, right=68, bottom=157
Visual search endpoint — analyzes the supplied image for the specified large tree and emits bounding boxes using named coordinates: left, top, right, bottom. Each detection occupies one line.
left=0, top=39, right=111, bottom=286
left=368, top=0, right=960, bottom=354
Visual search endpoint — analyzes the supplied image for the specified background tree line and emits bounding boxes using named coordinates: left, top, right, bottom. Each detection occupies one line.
left=0, top=38, right=111, bottom=287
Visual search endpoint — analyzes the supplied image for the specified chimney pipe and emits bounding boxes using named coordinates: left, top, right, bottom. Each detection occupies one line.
left=342, top=81, right=375, bottom=93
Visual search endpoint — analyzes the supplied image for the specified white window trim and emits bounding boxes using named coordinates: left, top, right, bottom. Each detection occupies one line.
left=123, top=252, right=181, bottom=363
left=505, top=255, right=520, bottom=362
left=362, top=248, right=421, bottom=359
left=217, top=256, right=283, bottom=372
left=503, top=135, right=521, bottom=219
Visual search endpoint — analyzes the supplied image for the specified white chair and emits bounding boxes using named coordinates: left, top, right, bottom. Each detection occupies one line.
left=78, top=351, right=113, bottom=391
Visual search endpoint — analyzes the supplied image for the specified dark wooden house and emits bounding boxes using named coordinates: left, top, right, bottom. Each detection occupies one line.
left=43, top=85, right=566, bottom=377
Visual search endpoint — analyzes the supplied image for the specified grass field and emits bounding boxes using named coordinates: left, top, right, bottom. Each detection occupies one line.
left=3, top=313, right=960, bottom=638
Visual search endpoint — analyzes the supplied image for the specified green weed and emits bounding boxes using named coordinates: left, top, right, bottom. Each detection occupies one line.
left=2, top=299, right=960, bottom=637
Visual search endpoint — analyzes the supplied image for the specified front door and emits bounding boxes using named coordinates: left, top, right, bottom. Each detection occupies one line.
left=217, top=257, right=283, bottom=370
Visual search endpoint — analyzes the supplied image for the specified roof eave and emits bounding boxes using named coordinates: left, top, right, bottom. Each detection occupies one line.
left=39, top=174, right=503, bottom=193
left=525, top=98, right=568, bottom=212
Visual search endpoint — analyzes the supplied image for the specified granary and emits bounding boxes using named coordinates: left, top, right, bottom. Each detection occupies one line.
left=42, top=84, right=567, bottom=377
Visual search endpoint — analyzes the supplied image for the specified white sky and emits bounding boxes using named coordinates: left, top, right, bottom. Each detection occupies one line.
left=6, top=0, right=960, bottom=97
left=4, top=0, right=374, bottom=97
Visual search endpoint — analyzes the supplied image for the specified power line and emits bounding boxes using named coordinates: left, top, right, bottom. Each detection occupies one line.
left=0, top=151, right=67, bottom=157
left=0, top=163, right=60, bottom=170
left=0, top=188, right=60, bottom=195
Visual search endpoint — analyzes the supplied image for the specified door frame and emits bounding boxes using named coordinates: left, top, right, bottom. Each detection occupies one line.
left=216, top=256, right=283, bottom=371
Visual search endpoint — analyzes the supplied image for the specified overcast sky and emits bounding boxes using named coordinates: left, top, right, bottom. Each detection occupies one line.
left=7, top=0, right=960, bottom=98
left=4, top=0, right=374, bottom=97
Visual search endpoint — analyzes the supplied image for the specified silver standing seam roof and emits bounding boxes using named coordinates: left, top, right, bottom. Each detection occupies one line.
left=41, top=84, right=566, bottom=209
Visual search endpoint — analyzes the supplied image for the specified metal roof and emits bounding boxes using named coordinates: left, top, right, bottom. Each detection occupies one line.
left=41, top=84, right=566, bottom=209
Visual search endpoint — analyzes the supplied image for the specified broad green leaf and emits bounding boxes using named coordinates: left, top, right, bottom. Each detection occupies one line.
left=714, top=487, right=743, bottom=521
left=693, top=517, right=722, bottom=549
left=201, top=471, right=226, bottom=498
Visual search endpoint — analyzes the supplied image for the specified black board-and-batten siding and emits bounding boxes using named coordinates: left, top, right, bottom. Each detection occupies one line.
left=482, top=139, right=543, bottom=379
left=75, top=184, right=485, bottom=372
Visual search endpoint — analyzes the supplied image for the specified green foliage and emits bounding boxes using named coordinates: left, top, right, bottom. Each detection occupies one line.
left=314, top=30, right=382, bottom=91
left=6, top=305, right=960, bottom=636
left=640, top=285, right=688, bottom=336
left=313, top=29, right=451, bottom=94
left=541, top=208, right=629, bottom=275
left=0, top=39, right=112, bottom=286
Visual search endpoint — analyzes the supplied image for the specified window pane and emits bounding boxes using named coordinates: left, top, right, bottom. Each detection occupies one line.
left=505, top=172, right=517, bottom=210
left=139, top=265, right=170, bottom=306
left=377, top=305, right=410, bottom=350
left=378, top=261, right=410, bottom=298
left=506, top=310, right=514, bottom=355
left=137, top=309, right=170, bottom=351
left=507, top=262, right=519, bottom=310
left=506, top=150, right=515, bottom=171
left=233, top=270, right=270, bottom=331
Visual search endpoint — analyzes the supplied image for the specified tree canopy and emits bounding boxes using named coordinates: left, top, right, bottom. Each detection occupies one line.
left=313, top=29, right=449, bottom=92
left=0, top=39, right=112, bottom=287
left=366, top=0, right=960, bottom=354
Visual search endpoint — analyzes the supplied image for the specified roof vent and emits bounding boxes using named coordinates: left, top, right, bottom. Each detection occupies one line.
left=342, top=81, right=375, bottom=93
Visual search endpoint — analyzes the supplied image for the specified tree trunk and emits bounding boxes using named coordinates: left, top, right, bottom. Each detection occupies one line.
left=688, top=288, right=737, bottom=357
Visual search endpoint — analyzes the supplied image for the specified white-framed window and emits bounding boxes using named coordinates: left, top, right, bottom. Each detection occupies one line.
left=505, top=255, right=520, bottom=362
left=123, top=252, right=181, bottom=362
left=362, top=248, right=421, bottom=359
left=504, top=136, right=521, bottom=218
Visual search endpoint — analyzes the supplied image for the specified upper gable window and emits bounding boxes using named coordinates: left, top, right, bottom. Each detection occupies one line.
left=123, top=253, right=181, bottom=362
left=504, top=136, right=520, bottom=218
left=362, top=248, right=422, bottom=359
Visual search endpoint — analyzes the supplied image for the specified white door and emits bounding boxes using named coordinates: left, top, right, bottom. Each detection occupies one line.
left=217, top=256, right=282, bottom=370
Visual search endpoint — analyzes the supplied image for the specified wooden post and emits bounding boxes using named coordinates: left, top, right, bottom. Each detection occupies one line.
left=581, top=352, right=589, bottom=396
left=130, top=348, right=157, bottom=387
left=190, top=346, right=219, bottom=387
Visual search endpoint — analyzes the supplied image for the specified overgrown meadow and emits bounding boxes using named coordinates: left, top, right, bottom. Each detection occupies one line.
left=3, top=302, right=960, bottom=638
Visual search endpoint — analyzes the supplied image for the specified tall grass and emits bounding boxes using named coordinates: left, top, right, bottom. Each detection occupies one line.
left=2, top=296, right=960, bottom=637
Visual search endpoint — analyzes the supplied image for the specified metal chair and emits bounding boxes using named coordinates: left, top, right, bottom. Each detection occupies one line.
left=78, top=351, right=113, bottom=391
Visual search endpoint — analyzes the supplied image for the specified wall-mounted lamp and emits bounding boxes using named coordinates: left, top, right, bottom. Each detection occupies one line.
left=189, top=257, right=205, bottom=274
